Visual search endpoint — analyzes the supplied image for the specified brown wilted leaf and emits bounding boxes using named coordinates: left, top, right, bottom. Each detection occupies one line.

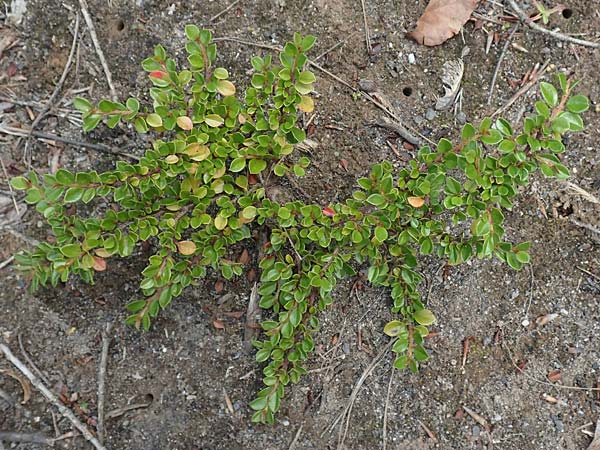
left=176, top=240, right=197, bottom=255
left=0, top=369, right=31, bottom=404
left=408, top=196, right=425, bottom=207
left=92, top=256, right=106, bottom=272
left=238, top=249, right=250, bottom=265
left=214, top=279, right=224, bottom=293
left=213, top=319, right=225, bottom=330
left=409, top=0, right=479, bottom=46
left=547, top=369, right=562, bottom=383
left=535, top=313, right=559, bottom=327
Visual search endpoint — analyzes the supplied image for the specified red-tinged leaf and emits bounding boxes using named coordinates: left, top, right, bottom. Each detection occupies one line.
left=214, top=279, right=224, bottom=293
left=149, top=70, right=167, bottom=79
left=339, top=159, right=349, bottom=171
left=547, top=369, right=562, bottom=383
left=408, top=0, right=479, bottom=46
left=92, top=256, right=106, bottom=271
left=247, top=268, right=257, bottom=282
left=262, top=242, right=272, bottom=249
left=248, top=174, right=258, bottom=185
left=322, top=207, right=335, bottom=217
left=213, top=319, right=225, bottom=330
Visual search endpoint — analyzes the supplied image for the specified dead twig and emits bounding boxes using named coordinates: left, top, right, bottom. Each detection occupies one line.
left=492, top=59, right=550, bottom=117
left=0, top=126, right=139, bottom=160
left=0, top=432, right=54, bottom=446
left=78, top=0, right=118, bottom=99
left=96, top=322, right=112, bottom=445
left=314, top=32, right=359, bottom=61
left=576, top=266, right=600, bottom=283
left=0, top=387, right=32, bottom=418
left=288, top=423, right=304, bottom=450
left=212, top=36, right=433, bottom=145
left=417, top=419, right=438, bottom=442
left=106, top=400, right=152, bottom=419
left=508, top=0, right=600, bottom=49
left=504, top=343, right=600, bottom=392
left=17, top=334, right=50, bottom=385
left=382, top=368, right=394, bottom=450
left=210, top=0, right=241, bottom=22
left=0, top=343, right=108, bottom=450
left=360, top=0, right=372, bottom=54
left=0, top=156, right=20, bottom=218
left=373, top=116, right=424, bottom=147
left=327, top=339, right=394, bottom=449
left=488, top=25, right=519, bottom=105
left=27, top=13, right=79, bottom=148
left=0, top=255, right=15, bottom=270
left=244, top=282, right=260, bottom=350
left=570, top=218, right=600, bottom=235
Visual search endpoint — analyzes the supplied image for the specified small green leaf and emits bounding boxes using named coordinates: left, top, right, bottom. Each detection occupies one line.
left=230, top=157, right=246, bottom=172
left=366, top=193, right=386, bottom=207
left=64, top=187, right=84, bottom=203
left=383, top=320, right=405, bottom=337
left=73, top=97, right=92, bottom=112
left=374, top=226, right=388, bottom=242
left=60, top=243, right=81, bottom=258
left=146, top=113, right=163, bottom=128
left=205, top=114, right=224, bottom=127
left=413, top=308, right=436, bottom=326
left=566, top=95, right=589, bottom=114
left=540, top=82, right=558, bottom=107
left=10, top=176, right=29, bottom=190
left=249, top=159, right=267, bottom=174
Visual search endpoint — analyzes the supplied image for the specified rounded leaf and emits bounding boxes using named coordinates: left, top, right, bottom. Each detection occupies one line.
left=408, top=196, right=425, bottom=207
left=566, top=95, right=589, bottom=114
left=383, top=320, right=405, bottom=337
left=146, top=113, right=163, bottom=128
left=298, top=96, right=314, bottom=113
left=216, top=79, right=236, bottom=96
left=540, top=82, right=558, bottom=107
left=205, top=114, right=224, bottom=127
left=176, top=240, right=197, bottom=255
left=414, top=308, right=436, bottom=326
left=176, top=116, right=193, bottom=130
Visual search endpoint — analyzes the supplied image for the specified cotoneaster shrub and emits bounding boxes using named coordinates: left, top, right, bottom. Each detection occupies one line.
left=11, top=27, right=589, bottom=423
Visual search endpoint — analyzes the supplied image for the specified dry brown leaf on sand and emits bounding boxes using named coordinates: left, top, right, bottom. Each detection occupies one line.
left=409, top=0, right=479, bottom=46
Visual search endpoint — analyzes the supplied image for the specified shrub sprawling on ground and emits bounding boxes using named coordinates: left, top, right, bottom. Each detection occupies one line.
left=11, top=27, right=589, bottom=423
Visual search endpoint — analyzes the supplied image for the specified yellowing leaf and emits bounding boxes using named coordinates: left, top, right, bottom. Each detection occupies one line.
left=95, top=248, right=111, bottom=258
left=298, top=96, right=314, bottom=113
left=408, top=0, right=478, bottom=46
left=176, top=116, right=193, bottom=130
left=176, top=240, right=197, bottom=255
left=184, top=143, right=210, bottom=161
left=408, top=196, right=425, bottom=207
left=216, top=79, right=236, bottom=96
left=383, top=320, right=406, bottom=337
left=214, top=215, right=227, bottom=230
left=205, top=114, right=224, bottom=127
left=165, top=155, right=179, bottom=164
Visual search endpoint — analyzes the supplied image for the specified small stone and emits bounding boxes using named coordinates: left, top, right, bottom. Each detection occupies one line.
left=551, top=414, right=564, bottom=432
left=281, top=419, right=290, bottom=426
left=456, top=111, right=467, bottom=124
left=413, top=115, right=425, bottom=125
left=472, top=425, right=481, bottom=437
left=521, top=318, right=530, bottom=327
left=359, top=79, right=377, bottom=93
left=425, top=108, right=437, bottom=121
left=408, top=53, right=416, bottom=64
